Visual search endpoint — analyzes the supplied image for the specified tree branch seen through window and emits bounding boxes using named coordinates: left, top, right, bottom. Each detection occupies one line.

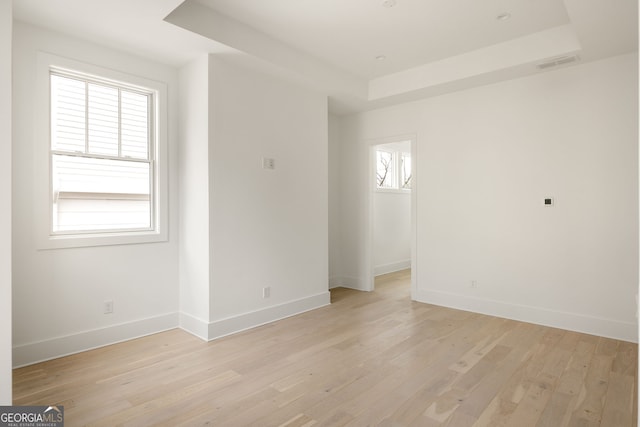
left=376, top=149, right=411, bottom=191
left=377, top=151, right=393, bottom=187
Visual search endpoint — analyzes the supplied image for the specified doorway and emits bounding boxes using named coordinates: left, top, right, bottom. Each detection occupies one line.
left=368, top=137, right=416, bottom=297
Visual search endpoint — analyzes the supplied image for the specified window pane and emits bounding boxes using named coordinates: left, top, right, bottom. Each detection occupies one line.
left=52, top=154, right=151, bottom=232
left=51, top=75, right=86, bottom=152
left=401, top=153, right=412, bottom=189
left=376, top=150, right=395, bottom=188
left=88, top=83, right=119, bottom=156
left=54, top=198, right=151, bottom=233
left=121, top=91, right=149, bottom=159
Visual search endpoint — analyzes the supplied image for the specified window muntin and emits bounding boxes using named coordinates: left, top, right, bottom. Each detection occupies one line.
left=50, top=71, right=154, bottom=235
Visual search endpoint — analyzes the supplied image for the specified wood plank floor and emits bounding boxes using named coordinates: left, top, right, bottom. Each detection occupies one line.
left=13, top=270, right=638, bottom=426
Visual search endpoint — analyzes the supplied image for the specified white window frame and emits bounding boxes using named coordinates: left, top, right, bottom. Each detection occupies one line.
left=36, top=53, right=168, bottom=249
left=375, top=149, right=411, bottom=194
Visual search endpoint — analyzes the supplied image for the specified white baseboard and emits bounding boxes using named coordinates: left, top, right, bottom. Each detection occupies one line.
left=329, top=276, right=345, bottom=289
left=13, top=292, right=332, bottom=367
left=207, top=292, right=331, bottom=341
left=374, top=260, right=411, bottom=277
left=179, top=312, right=209, bottom=341
left=329, top=276, right=369, bottom=291
left=13, top=312, right=179, bottom=368
left=416, top=289, right=637, bottom=343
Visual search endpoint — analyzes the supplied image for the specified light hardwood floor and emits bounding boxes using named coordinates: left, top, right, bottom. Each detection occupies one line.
left=13, top=270, right=638, bottom=426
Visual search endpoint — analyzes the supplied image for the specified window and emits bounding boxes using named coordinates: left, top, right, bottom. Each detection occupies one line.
left=51, top=72, right=153, bottom=233
left=37, top=54, right=168, bottom=248
left=376, top=150, right=396, bottom=189
left=375, top=148, right=412, bottom=191
left=400, top=152, right=412, bottom=189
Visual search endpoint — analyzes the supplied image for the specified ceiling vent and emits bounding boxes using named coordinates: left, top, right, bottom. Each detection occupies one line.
left=536, top=55, right=580, bottom=70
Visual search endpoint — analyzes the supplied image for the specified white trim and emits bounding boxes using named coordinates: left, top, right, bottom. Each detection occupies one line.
left=179, top=312, right=209, bottom=341
left=12, top=312, right=179, bottom=368
left=207, top=292, right=331, bottom=341
left=416, top=289, right=637, bottom=343
left=35, top=52, right=169, bottom=249
left=374, top=260, right=411, bottom=276
left=375, top=188, right=412, bottom=195
left=329, top=276, right=370, bottom=291
left=12, top=293, right=332, bottom=367
left=410, top=138, right=418, bottom=300
left=328, top=276, right=342, bottom=289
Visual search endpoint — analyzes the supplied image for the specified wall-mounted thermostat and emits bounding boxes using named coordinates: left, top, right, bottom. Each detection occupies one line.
left=543, top=197, right=554, bottom=207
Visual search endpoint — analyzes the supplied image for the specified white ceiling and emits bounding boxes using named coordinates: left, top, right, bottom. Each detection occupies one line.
left=12, top=0, right=639, bottom=114
left=195, top=0, right=572, bottom=79
left=12, top=0, right=232, bottom=66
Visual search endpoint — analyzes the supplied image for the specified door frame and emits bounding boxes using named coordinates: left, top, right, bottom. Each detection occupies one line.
left=366, top=134, right=417, bottom=299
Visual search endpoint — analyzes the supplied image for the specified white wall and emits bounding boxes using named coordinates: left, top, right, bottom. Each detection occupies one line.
left=337, top=53, right=639, bottom=342
left=178, top=55, right=211, bottom=339
left=373, top=192, right=411, bottom=276
left=12, top=23, right=180, bottom=366
left=0, top=0, right=12, bottom=404
left=206, top=56, right=330, bottom=337
left=12, top=23, right=330, bottom=364
left=177, top=55, right=330, bottom=339
left=328, top=114, right=342, bottom=288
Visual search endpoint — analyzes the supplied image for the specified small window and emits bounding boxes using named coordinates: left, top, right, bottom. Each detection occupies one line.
left=36, top=53, right=168, bottom=249
left=376, top=149, right=396, bottom=189
left=375, top=147, right=411, bottom=191
left=400, top=152, right=412, bottom=189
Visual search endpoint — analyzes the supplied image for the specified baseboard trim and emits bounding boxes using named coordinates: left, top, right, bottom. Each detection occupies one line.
left=13, top=292, right=333, bottom=366
left=179, top=312, right=209, bottom=341
left=207, top=292, right=331, bottom=341
left=416, top=289, right=637, bottom=343
left=13, top=312, right=179, bottom=368
left=329, top=276, right=368, bottom=291
left=374, top=260, right=411, bottom=277
left=328, top=276, right=341, bottom=289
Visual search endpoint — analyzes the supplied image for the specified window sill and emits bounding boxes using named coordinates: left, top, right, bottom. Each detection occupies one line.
left=375, top=188, right=412, bottom=195
left=37, top=229, right=167, bottom=250
left=56, top=191, right=150, bottom=201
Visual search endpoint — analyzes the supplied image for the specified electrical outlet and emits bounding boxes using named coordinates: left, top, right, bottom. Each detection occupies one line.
left=470, top=280, right=478, bottom=289
left=263, top=287, right=271, bottom=298
left=104, top=300, right=114, bottom=314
